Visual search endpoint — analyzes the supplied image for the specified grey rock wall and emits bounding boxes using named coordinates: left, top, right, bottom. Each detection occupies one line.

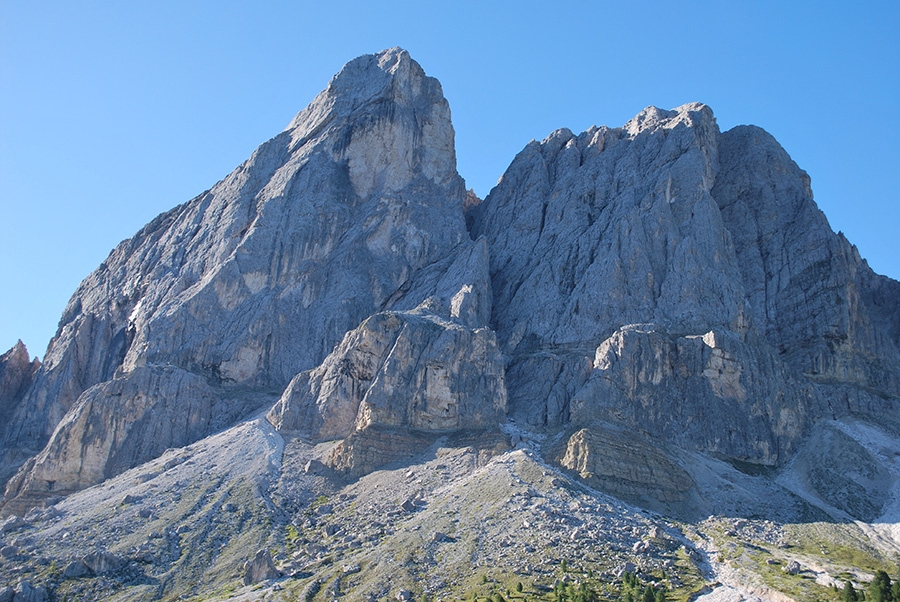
left=713, top=125, right=900, bottom=398
left=0, top=342, right=39, bottom=434
left=1, top=48, right=898, bottom=516
left=2, top=366, right=262, bottom=516
left=268, top=308, right=506, bottom=470
left=0, top=342, right=40, bottom=487
left=1, top=47, right=479, bottom=509
left=468, top=102, right=900, bottom=467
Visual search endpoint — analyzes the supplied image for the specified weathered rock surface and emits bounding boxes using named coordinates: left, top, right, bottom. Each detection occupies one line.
left=556, top=426, right=693, bottom=505
left=470, top=104, right=742, bottom=352
left=243, top=548, right=279, bottom=585
left=80, top=550, right=124, bottom=575
left=10, top=581, right=47, bottom=602
left=786, top=422, right=893, bottom=521
left=270, top=311, right=505, bottom=439
left=570, top=325, right=816, bottom=464
left=62, top=559, right=90, bottom=579
left=1, top=47, right=481, bottom=509
left=0, top=342, right=39, bottom=425
left=713, top=126, right=900, bottom=398
left=468, top=101, right=900, bottom=470
left=0, top=46, right=898, bottom=545
left=268, top=299, right=507, bottom=474
left=0, top=343, right=40, bottom=487
left=2, top=366, right=263, bottom=516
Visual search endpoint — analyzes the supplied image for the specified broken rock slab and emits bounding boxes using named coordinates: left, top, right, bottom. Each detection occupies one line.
left=243, top=548, right=280, bottom=585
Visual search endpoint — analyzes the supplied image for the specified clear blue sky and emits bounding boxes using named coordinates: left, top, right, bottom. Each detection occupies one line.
left=1, top=1, right=898, bottom=358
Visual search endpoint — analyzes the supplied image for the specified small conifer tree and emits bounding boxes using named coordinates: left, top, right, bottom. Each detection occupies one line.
left=843, top=581, right=859, bottom=602
left=870, top=571, right=892, bottom=602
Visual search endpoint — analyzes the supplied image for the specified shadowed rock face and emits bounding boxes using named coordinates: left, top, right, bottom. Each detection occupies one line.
left=0, top=342, right=40, bottom=486
left=713, top=125, right=900, bottom=396
left=1, top=49, right=899, bottom=520
left=0, top=342, right=39, bottom=429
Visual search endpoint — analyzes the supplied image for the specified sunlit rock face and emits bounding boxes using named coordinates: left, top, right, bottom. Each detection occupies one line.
left=2, top=47, right=486, bottom=507
left=469, top=102, right=900, bottom=465
left=2, top=48, right=899, bottom=520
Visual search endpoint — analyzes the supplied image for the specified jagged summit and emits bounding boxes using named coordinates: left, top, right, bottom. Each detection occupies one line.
left=0, top=47, right=480, bottom=511
left=0, top=340, right=39, bottom=428
left=0, top=49, right=898, bottom=601
left=285, top=47, right=459, bottom=198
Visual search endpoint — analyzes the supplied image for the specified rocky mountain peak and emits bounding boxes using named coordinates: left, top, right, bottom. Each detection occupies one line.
left=623, top=102, right=715, bottom=137
left=0, top=50, right=899, bottom=602
left=0, top=340, right=39, bottom=424
left=285, top=46, right=458, bottom=199
left=0, top=48, right=481, bottom=510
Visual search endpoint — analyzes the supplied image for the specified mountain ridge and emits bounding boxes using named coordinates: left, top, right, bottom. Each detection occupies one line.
left=0, top=48, right=898, bottom=601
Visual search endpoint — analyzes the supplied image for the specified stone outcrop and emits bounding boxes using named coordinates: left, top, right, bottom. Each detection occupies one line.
left=1, top=48, right=898, bottom=519
left=0, top=342, right=40, bottom=486
left=786, top=422, right=892, bottom=521
left=469, top=104, right=743, bottom=352
left=0, top=342, right=39, bottom=425
left=243, top=548, right=279, bottom=585
left=268, top=305, right=507, bottom=474
left=468, top=101, right=900, bottom=469
left=8, top=581, right=48, bottom=602
left=2, top=366, right=261, bottom=515
left=557, top=426, right=693, bottom=504
left=80, top=550, right=125, bottom=575
left=569, top=325, right=816, bottom=464
left=270, top=311, right=505, bottom=439
left=1, top=47, right=483, bottom=509
left=713, top=126, right=900, bottom=398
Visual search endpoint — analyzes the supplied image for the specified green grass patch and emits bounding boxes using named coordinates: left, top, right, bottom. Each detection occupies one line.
left=784, top=522, right=898, bottom=574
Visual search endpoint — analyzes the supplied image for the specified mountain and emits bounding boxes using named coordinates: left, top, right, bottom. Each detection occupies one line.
left=0, top=48, right=898, bottom=602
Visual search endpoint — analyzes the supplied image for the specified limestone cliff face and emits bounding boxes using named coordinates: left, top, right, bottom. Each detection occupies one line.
left=2, top=48, right=486, bottom=508
left=1, top=49, right=898, bottom=517
left=0, top=342, right=40, bottom=486
left=469, top=102, right=900, bottom=467
left=557, top=426, right=693, bottom=505
left=0, top=342, right=39, bottom=427
left=713, top=125, right=900, bottom=397
left=267, top=238, right=506, bottom=474
left=469, top=104, right=744, bottom=351
left=1, top=366, right=261, bottom=517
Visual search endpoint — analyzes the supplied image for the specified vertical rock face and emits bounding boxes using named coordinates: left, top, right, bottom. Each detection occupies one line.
left=469, top=104, right=745, bottom=352
left=469, top=101, right=900, bottom=466
left=2, top=48, right=489, bottom=508
left=269, top=311, right=506, bottom=441
left=1, top=48, right=898, bottom=518
left=713, top=125, right=900, bottom=397
left=0, top=342, right=39, bottom=428
left=0, top=342, right=40, bottom=485
left=1, top=366, right=259, bottom=516
left=267, top=238, right=507, bottom=474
